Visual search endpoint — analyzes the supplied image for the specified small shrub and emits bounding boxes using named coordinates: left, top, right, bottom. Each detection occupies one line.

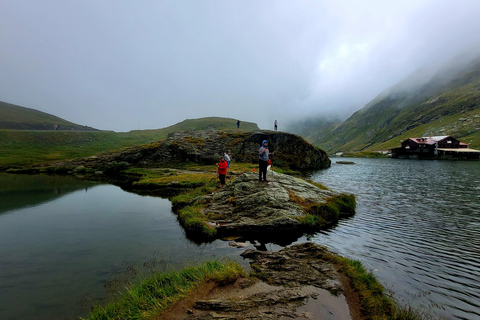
left=103, top=162, right=130, bottom=175
left=309, top=202, right=340, bottom=222
left=177, top=204, right=216, bottom=238
left=303, top=214, right=323, bottom=227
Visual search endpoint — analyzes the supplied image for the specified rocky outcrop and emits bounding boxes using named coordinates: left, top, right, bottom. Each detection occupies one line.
left=168, top=243, right=352, bottom=320
left=174, top=171, right=355, bottom=244
left=53, top=130, right=330, bottom=171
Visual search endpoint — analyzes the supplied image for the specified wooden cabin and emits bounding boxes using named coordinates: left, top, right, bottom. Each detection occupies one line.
left=390, top=136, right=480, bottom=160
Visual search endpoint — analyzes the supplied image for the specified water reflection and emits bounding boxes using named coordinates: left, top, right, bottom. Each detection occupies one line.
left=0, top=173, right=101, bottom=214
left=2, top=159, right=480, bottom=320
left=0, top=174, right=247, bottom=320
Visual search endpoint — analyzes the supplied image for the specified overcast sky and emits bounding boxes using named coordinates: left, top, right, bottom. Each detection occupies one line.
left=1, top=0, right=480, bottom=132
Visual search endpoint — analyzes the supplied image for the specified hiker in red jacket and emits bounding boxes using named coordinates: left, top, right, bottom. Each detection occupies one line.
left=217, top=156, right=228, bottom=187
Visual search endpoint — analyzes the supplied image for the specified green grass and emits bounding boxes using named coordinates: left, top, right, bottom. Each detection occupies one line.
left=340, top=258, right=395, bottom=319
left=0, top=117, right=261, bottom=167
left=0, top=101, right=96, bottom=130
left=0, top=130, right=154, bottom=167
left=160, top=117, right=259, bottom=132
left=81, top=260, right=244, bottom=320
left=81, top=254, right=430, bottom=320
left=364, top=110, right=480, bottom=152
left=332, top=256, right=431, bottom=320
left=295, top=193, right=356, bottom=227
left=169, top=177, right=220, bottom=239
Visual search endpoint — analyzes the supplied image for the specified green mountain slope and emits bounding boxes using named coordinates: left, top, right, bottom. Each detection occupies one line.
left=0, top=101, right=99, bottom=131
left=137, top=117, right=258, bottom=135
left=289, top=54, right=480, bottom=153
left=0, top=115, right=259, bottom=167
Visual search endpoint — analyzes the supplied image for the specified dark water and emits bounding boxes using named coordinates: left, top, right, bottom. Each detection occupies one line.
left=306, top=158, right=480, bottom=320
left=1, top=158, right=479, bottom=320
left=0, top=174, right=246, bottom=320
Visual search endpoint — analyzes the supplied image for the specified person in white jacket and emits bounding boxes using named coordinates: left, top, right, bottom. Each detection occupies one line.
left=224, top=151, right=231, bottom=168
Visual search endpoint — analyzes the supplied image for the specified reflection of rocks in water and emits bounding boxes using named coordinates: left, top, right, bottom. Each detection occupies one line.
left=176, top=243, right=352, bottom=320
left=0, top=173, right=101, bottom=214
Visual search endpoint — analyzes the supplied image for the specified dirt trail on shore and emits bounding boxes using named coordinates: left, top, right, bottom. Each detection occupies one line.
left=157, top=243, right=362, bottom=320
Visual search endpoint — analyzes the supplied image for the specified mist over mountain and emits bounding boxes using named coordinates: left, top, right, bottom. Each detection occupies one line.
left=286, top=51, right=480, bottom=153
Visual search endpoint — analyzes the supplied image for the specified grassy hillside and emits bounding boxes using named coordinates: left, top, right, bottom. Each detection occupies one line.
left=289, top=54, right=480, bottom=153
left=0, top=101, right=99, bottom=131
left=159, top=117, right=258, bottom=132
left=0, top=117, right=259, bottom=167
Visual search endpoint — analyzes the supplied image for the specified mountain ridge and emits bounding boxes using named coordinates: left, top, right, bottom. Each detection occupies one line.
left=0, top=101, right=100, bottom=131
left=287, top=52, right=480, bottom=152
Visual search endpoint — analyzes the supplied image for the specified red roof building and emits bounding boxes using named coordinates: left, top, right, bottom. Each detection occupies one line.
left=391, top=136, right=480, bottom=159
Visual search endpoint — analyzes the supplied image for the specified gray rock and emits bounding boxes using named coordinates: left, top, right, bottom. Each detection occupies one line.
left=186, top=171, right=352, bottom=239
left=177, top=243, right=352, bottom=320
left=51, top=130, right=331, bottom=171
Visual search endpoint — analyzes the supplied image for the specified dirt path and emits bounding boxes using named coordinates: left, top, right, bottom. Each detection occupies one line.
left=157, top=243, right=362, bottom=320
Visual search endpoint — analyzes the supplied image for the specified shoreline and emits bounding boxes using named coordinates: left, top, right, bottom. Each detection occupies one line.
left=83, top=243, right=409, bottom=320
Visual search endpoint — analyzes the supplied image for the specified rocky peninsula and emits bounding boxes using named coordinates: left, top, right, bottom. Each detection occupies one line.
left=34, top=130, right=331, bottom=171
left=172, top=170, right=355, bottom=243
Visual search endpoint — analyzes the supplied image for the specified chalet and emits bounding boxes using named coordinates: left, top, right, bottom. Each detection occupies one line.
left=390, top=136, right=480, bottom=160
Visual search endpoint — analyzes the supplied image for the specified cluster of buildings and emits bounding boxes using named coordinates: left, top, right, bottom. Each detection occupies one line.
left=390, top=136, right=480, bottom=160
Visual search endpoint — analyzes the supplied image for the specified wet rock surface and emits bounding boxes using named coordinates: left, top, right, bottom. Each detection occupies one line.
left=182, top=171, right=354, bottom=241
left=241, top=243, right=343, bottom=293
left=165, top=243, right=352, bottom=320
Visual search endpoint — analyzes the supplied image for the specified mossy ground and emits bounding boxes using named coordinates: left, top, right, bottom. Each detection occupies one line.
left=289, top=191, right=356, bottom=228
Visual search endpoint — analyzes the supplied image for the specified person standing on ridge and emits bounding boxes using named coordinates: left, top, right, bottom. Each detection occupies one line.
left=274, top=120, right=278, bottom=131
left=258, top=140, right=271, bottom=182
left=236, top=120, right=240, bottom=130
left=217, top=156, right=228, bottom=187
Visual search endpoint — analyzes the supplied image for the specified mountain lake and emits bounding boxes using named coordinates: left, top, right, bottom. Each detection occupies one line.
left=0, top=157, right=479, bottom=320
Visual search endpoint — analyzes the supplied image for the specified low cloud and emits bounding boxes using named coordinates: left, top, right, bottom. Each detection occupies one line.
left=1, top=0, right=479, bottom=131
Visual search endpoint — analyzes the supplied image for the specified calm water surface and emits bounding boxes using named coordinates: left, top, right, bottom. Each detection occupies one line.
left=0, top=174, right=246, bottom=320
left=1, top=158, right=479, bottom=320
left=307, top=158, right=480, bottom=320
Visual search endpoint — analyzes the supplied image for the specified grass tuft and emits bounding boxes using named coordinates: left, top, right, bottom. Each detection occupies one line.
left=81, top=260, right=244, bottom=320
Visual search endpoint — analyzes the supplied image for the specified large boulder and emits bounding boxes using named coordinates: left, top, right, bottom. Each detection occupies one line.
left=174, top=171, right=355, bottom=244
left=54, top=130, right=330, bottom=171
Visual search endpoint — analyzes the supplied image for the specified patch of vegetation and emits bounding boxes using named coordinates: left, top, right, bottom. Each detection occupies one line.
left=133, top=172, right=214, bottom=190
left=176, top=204, right=217, bottom=239
left=331, top=255, right=432, bottom=320
left=293, top=193, right=356, bottom=227
left=271, top=166, right=301, bottom=175
left=304, top=179, right=329, bottom=190
left=0, top=130, right=153, bottom=167
left=81, top=260, right=244, bottom=320
left=170, top=179, right=218, bottom=209
left=0, top=116, right=260, bottom=167
left=102, top=162, right=130, bottom=175
left=167, top=174, right=221, bottom=239
left=164, top=117, right=259, bottom=132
